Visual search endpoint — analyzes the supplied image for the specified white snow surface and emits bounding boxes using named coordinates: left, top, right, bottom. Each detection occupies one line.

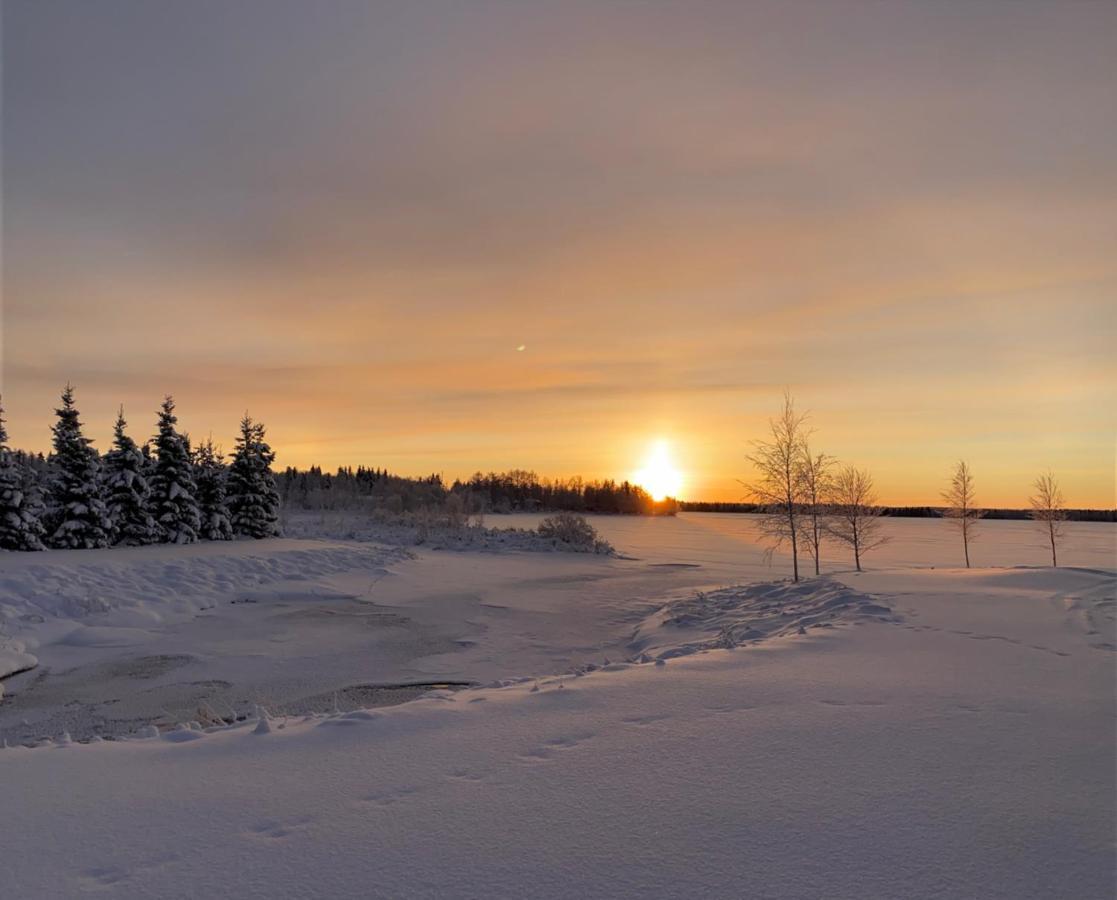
left=0, top=513, right=1114, bottom=898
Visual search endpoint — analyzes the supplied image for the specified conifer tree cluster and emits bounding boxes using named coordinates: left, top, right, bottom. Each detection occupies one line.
left=0, top=387, right=281, bottom=552
left=103, top=408, right=157, bottom=545
left=227, top=415, right=281, bottom=539
left=46, top=385, right=113, bottom=549
left=150, top=397, right=201, bottom=545
left=194, top=437, right=234, bottom=542
left=0, top=398, right=47, bottom=551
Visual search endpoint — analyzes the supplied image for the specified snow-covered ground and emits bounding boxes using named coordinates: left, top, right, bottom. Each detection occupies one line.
left=1, top=513, right=1114, bottom=898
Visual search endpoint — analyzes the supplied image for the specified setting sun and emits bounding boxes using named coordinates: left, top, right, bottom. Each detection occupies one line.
left=633, top=440, right=683, bottom=501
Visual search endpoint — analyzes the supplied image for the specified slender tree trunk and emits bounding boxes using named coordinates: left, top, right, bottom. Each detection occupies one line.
left=853, top=529, right=861, bottom=572
left=787, top=471, right=799, bottom=583
left=813, top=520, right=821, bottom=576
left=1049, top=522, right=1057, bottom=567
left=963, top=525, right=970, bottom=568
left=790, top=522, right=799, bottom=582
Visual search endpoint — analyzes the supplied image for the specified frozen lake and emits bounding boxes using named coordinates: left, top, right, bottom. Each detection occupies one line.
left=495, top=511, right=1116, bottom=573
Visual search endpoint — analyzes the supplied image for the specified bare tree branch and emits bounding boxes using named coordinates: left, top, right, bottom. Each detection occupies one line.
left=1029, top=470, right=1067, bottom=567
left=941, top=460, right=981, bottom=568
left=824, top=465, right=888, bottom=572
left=796, top=444, right=836, bottom=576
left=745, top=391, right=809, bottom=582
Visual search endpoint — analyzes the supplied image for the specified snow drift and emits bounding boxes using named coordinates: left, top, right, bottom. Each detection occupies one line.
left=630, top=578, right=897, bottom=660
left=0, top=541, right=410, bottom=679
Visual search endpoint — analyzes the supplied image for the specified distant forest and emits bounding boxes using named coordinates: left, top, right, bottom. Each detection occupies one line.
left=277, top=467, right=679, bottom=516
left=276, top=467, right=1115, bottom=521
left=680, top=501, right=1116, bottom=523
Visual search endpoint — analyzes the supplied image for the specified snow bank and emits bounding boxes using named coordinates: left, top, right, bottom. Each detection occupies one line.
left=282, top=510, right=615, bottom=554
left=0, top=542, right=408, bottom=622
left=0, top=541, right=409, bottom=679
left=0, top=636, right=37, bottom=685
left=630, top=578, right=896, bottom=660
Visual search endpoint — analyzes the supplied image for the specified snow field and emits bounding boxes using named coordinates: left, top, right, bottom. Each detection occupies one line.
left=0, top=513, right=1113, bottom=898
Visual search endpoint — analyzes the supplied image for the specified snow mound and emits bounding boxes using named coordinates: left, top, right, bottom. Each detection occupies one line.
left=629, top=578, right=896, bottom=660
left=0, top=543, right=407, bottom=625
left=282, top=510, right=615, bottom=554
left=0, top=636, right=37, bottom=683
left=0, top=542, right=410, bottom=681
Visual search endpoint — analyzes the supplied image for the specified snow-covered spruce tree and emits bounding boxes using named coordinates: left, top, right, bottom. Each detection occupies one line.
left=149, top=396, right=201, bottom=544
left=227, top=414, right=281, bottom=538
left=102, top=407, right=158, bottom=545
left=141, top=441, right=156, bottom=476
left=193, top=437, right=233, bottom=541
left=46, top=384, right=112, bottom=548
left=18, top=454, right=51, bottom=543
left=0, top=398, right=46, bottom=551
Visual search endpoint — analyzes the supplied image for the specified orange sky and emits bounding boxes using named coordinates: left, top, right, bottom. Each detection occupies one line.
left=2, top=2, right=1114, bottom=507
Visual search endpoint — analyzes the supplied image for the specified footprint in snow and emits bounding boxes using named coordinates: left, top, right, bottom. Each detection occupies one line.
left=243, top=815, right=316, bottom=840
left=820, top=698, right=888, bottom=709
left=359, top=786, right=422, bottom=807
left=622, top=713, right=672, bottom=726
left=704, top=704, right=757, bottom=716
left=544, top=733, right=594, bottom=749
left=445, top=769, right=485, bottom=783
left=968, top=633, right=1021, bottom=646
left=75, top=853, right=178, bottom=891
left=518, top=733, right=595, bottom=762
left=77, top=866, right=131, bottom=889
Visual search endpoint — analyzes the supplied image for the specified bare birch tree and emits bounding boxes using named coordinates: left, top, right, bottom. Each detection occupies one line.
left=1029, top=470, right=1066, bottom=567
left=942, top=460, right=981, bottom=568
left=745, top=391, right=809, bottom=582
left=825, top=465, right=888, bottom=572
left=797, top=444, right=836, bottom=576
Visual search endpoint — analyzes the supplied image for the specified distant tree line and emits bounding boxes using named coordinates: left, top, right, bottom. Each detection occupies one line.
left=679, top=501, right=1114, bottom=523
left=276, top=466, right=447, bottom=514
left=451, top=471, right=678, bottom=516
left=0, top=387, right=281, bottom=552
left=276, top=466, right=679, bottom=517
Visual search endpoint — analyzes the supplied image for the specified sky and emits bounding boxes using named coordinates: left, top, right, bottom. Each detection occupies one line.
left=2, top=0, right=1115, bottom=506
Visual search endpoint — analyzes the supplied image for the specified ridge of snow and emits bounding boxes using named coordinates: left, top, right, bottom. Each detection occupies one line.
left=629, top=578, right=897, bottom=660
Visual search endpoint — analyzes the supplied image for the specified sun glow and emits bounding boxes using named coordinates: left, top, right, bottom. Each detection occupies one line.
left=633, top=440, right=683, bottom=501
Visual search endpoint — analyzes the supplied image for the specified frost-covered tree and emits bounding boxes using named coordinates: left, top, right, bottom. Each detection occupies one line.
left=46, top=384, right=112, bottom=548
left=825, top=465, right=888, bottom=572
left=102, top=407, right=158, bottom=546
left=0, top=398, right=46, bottom=551
left=227, top=414, right=281, bottom=538
left=942, top=460, right=981, bottom=568
left=797, top=443, right=835, bottom=576
left=745, top=391, right=809, bottom=582
left=149, top=396, right=201, bottom=544
left=18, top=454, right=50, bottom=542
left=1029, top=471, right=1066, bottom=568
left=141, top=441, right=156, bottom=476
left=193, top=437, right=233, bottom=541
